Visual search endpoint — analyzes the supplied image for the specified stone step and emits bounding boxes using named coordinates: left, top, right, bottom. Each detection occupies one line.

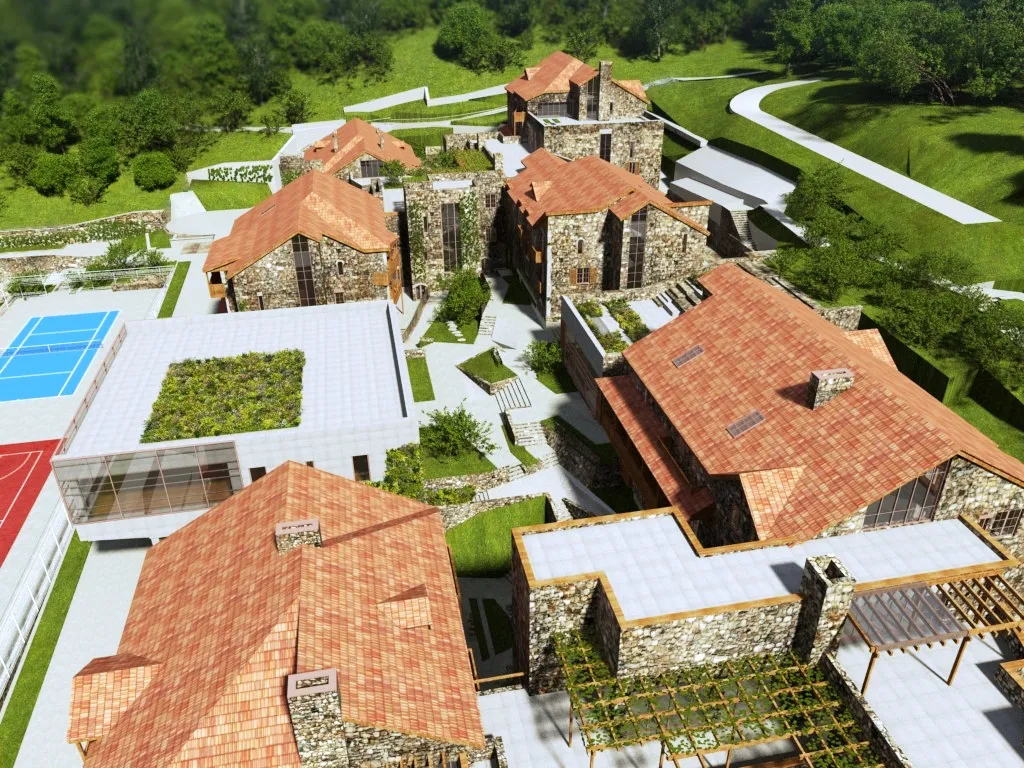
left=548, top=496, right=572, bottom=522
left=654, top=292, right=680, bottom=317
left=473, top=488, right=491, bottom=502
left=478, top=315, right=497, bottom=336
left=509, top=420, right=546, bottom=447
left=730, top=209, right=752, bottom=243
left=495, top=378, right=531, bottom=410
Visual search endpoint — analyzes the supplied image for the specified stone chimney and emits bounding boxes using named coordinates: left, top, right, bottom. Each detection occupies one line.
left=793, top=556, right=855, bottom=664
left=332, top=131, right=339, bottom=153
left=599, top=60, right=613, bottom=83
left=286, top=669, right=349, bottom=767
left=807, top=368, right=855, bottom=409
left=378, top=130, right=385, bottom=149
left=275, top=519, right=322, bottom=554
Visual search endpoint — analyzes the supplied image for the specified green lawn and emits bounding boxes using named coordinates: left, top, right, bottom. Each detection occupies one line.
left=407, top=355, right=435, bottom=402
left=354, top=94, right=505, bottom=121
left=149, top=229, right=172, bottom=249
left=503, top=271, right=533, bottom=305
left=502, top=422, right=539, bottom=467
left=594, top=484, right=639, bottom=513
left=459, top=348, right=516, bottom=384
left=157, top=261, right=190, bottom=318
left=420, top=427, right=496, bottom=479
left=445, top=496, right=547, bottom=576
left=0, top=169, right=182, bottom=229
left=419, top=319, right=480, bottom=345
left=541, top=415, right=618, bottom=464
left=0, top=535, right=91, bottom=768
left=390, top=128, right=450, bottom=158
left=537, top=364, right=578, bottom=394
left=190, top=181, right=272, bottom=211
left=483, top=598, right=514, bottom=654
left=189, top=131, right=290, bottom=170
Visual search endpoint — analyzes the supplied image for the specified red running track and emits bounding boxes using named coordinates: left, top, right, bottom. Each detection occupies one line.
left=0, top=439, right=58, bottom=567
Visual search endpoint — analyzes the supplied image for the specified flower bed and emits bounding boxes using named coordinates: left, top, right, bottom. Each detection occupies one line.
left=140, top=350, right=304, bottom=442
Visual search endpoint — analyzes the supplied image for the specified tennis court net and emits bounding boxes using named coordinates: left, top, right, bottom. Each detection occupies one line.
left=0, top=340, right=104, bottom=358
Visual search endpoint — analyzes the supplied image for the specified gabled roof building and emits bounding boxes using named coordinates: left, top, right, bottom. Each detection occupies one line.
left=302, top=118, right=421, bottom=179
left=203, top=171, right=403, bottom=311
left=595, top=264, right=1024, bottom=554
left=506, top=52, right=664, bottom=186
left=68, top=462, right=490, bottom=767
left=505, top=149, right=717, bottom=319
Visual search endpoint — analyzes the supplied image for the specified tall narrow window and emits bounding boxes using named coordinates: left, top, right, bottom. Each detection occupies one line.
left=337, top=261, right=344, bottom=276
left=577, top=239, right=584, bottom=255
left=682, top=233, right=689, bottom=252
left=291, top=235, right=316, bottom=307
left=583, top=76, right=598, bottom=120
left=353, top=455, right=370, bottom=481
left=625, top=207, right=647, bottom=289
left=441, top=202, right=460, bottom=272
left=599, top=133, right=612, bottom=162
left=629, top=140, right=635, bottom=158
left=257, top=293, right=265, bottom=310
left=628, top=161, right=639, bottom=175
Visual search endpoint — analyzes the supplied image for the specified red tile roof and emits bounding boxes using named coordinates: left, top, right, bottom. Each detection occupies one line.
left=68, top=463, right=484, bottom=766
left=846, top=329, right=897, bottom=368
left=204, top=171, right=398, bottom=279
left=304, top=118, right=421, bottom=176
left=621, top=264, right=1024, bottom=540
left=506, top=51, right=597, bottom=101
left=507, top=149, right=710, bottom=235
left=612, top=78, right=649, bottom=103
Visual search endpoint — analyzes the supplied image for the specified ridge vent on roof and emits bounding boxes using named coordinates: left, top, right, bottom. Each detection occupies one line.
left=672, top=345, right=704, bottom=368
left=727, top=410, right=765, bottom=439
left=259, top=203, right=276, bottom=216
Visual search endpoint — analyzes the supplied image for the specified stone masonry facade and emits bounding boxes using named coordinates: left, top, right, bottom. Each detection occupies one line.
left=934, top=456, right=1024, bottom=560
left=792, top=556, right=856, bottom=664
left=228, top=236, right=392, bottom=311
left=404, top=171, right=505, bottom=290
left=509, top=202, right=718, bottom=320
left=532, top=119, right=663, bottom=187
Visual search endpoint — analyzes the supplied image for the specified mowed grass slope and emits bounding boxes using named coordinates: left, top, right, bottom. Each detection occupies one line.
left=649, top=73, right=1023, bottom=281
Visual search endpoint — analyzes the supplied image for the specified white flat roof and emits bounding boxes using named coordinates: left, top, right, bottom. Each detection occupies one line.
left=63, top=302, right=409, bottom=457
left=522, top=515, right=1002, bottom=621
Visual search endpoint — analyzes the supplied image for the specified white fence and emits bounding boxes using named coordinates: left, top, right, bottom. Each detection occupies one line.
left=0, top=284, right=10, bottom=316
left=1, top=265, right=174, bottom=297
left=0, top=501, right=74, bottom=705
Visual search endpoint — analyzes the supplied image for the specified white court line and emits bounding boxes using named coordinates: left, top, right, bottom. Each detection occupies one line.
left=0, top=316, right=42, bottom=379
left=0, top=370, right=78, bottom=380
left=59, top=311, right=114, bottom=398
left=0, top=449, right=43, bottom=528
left=29, top=328, right=106, bottom=336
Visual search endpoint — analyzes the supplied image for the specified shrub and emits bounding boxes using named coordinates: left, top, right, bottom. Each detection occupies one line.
left=372, top=443, right=425, bottom=498
left=596, top=330, right=628, bottom=353
left=437, top=269, right=489, bottom=325
left=4, top=143, right=39, bottom=185
left=213, top=89, right=253, bottom=132
left=523, top=340, right=562, bottom=374
left=132, top=151, right=177, bottom=191
left=575, top=299, right=603, bottom=318
left=435, top=2, right=524, bottom=72
left=422, top=404, right=496, bottom=458
left=424, top=485, right=477, bottom=505
left=604, top=298, right=650, bottom=342
left=79, top=137, right=120, bottom=186
left=87, top=239, right=170, bottom=271
left=27, top=153, right=76, bottom=196
left=68, top=175, right=106, bottom=205
left=280, top=88, right=310, bottom=125
left=381, top=159, right=405, bottom=186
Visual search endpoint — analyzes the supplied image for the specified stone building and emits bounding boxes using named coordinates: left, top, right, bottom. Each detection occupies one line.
left=281, top=118, right=421, bottom=182
left=593, top=263, right=1024, bottom=557
left=403, top=169, right=506, bottom=291
left=505, top=149, right=716, bottom=320
left=203, top=171, right=403, bottom=311
left=505, top=51, right=663, bottom=186
left=67, top=462, right=496, bottom=767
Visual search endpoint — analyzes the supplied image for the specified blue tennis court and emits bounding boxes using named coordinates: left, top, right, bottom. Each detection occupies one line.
left=0, top=311, right=120, bottom=402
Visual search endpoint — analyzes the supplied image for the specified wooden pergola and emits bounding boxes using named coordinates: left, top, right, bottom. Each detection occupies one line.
left=848, top=574, right=1024, bottom=693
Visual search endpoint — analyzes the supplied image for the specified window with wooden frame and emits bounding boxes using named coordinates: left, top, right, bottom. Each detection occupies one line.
left=863, top=462, right=949, bottom=529
left=334, top=291, right=344, bottom=304
left=625, top=207, right=647, bottom=289
left=574, top=267, right=591, bottom=285
left=291, top=235, right=316, bottom=307
left=486, top=192, right=499, bottom=208
left=359, top=158, right=381, bottom=177
left=981, top=508, right=1023, bottom=538
left=353, top=455, right=370, bottom=481
left=599, top=133, right=612, bottom=162
left=441, top=202, right=460, bottom=272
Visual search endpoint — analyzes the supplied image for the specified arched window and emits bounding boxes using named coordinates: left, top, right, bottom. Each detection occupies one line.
left=577, top=239, right=584, bottom=255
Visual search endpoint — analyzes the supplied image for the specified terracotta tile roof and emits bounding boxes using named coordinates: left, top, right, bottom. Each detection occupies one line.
left=621, top=264, right=1024, bottom=540
left=69, top=463, right=484, bottom=766
left=846, top=329, right=897, bottom=368
left=507, top=149, right=710, bottom=235
left=303, top=118, right=421, bottom=176
left=203, top=170, right=398, bottom=279
left=596, top=375, right=715, bottom=518
left=67, top=655, right=160, bottom=743
left=740, top=467, right=805, bottom=538
left=506, top=51, right=597, bottom=100
left=612, top=78, right=649, bottom=103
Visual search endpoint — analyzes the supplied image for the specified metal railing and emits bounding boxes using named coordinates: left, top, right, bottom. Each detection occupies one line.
left=0, top=284, right=10, bottom=316
left=56, top=324, right=127, bottom=455
left=1, top=266, right=174, bottom=297
left=0, top=500, right=74, bottom=705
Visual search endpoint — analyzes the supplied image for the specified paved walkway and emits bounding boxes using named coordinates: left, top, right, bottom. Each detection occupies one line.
left=644, top=70, right=767, bottom=88
left=345, top=83, right=506, bottom=114
left=976, top=281, right=1024, bottom=302
left=728, top=79, right=1000, bottom=225
left=12, top=542, right=149, bottom=768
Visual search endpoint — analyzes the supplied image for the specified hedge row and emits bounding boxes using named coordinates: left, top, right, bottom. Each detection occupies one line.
left=206, top=164, right=272, bottom=183
left=0, top=219, right=150, bottom=253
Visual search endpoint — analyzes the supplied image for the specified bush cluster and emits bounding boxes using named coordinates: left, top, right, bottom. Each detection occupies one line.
left=575, top=299, right=603, bottom=318
left=86, top=239, right=169, bottom=272
left=523, top=340, right=563, bottom=375
left=604, top=298, right=650, bottom=342
left=435, top=2, right=525, bottom=73
left=0, top=219, right=149, bottom=252
left=437, top=269, right=490, bottom=326
left=207, top=165, right=272, bottom=183
left=421, top=404, right=496, bottom=458
left=371, top=444, right=476, bottom=506
left=132, top=151, right=178, bottom=191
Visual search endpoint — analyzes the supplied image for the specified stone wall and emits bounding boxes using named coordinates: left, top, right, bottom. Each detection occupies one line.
left=792, top=556, right=856, bottom=664
left=229, top=236, right=389, bottom=311
left=279, top=155, right=318, bottom=184
left=696, top=476, right=757, bottom=547
left=821, top=655, right=915, bottom=768
left=342, top=722, right=476, bottom=766
left=423, top=460, right=545, bottom=493
left=738, top=260, right=863, bottom=331
left=286, top=670, right=349, bottom=767
left=539, top=119, right=664, bottom=187
left=0, top=254, right=93, bottom=281
left=934, top=457, right=1024, bottom=559
left=404, top=171, right=504, bottom=289
left=995, top=663, right=1024, bottom=713
left=439, top=493, right=550, bottom=530
left=541, top=418, right=622, bottom=488
left=0, top=209, right=165, bottom=246
left=444, top=131, right=502, bottom=151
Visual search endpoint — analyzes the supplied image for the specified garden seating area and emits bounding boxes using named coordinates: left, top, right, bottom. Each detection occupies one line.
left=555, top=631, right=883, bottom=768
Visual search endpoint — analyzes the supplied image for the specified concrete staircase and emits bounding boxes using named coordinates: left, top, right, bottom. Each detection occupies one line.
left=508, top=419, right=546, bottom=447
left=730, top=209, right=753, bottom=247
left=665, top=278, right=707, bottom=314
left=478, top=315, right=497, bottom=336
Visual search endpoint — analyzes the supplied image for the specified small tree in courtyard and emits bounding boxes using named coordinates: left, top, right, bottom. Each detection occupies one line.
left=422, top=404, right=496, bottom=458
left=437, top=269, right=489, bottom=326
left=381, top=159, right=405, bottom=186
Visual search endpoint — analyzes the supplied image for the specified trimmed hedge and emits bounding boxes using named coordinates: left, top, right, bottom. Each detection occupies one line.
left=207, top=165, right=272, bottom=183
left=141, top=350, right=305, bottom=442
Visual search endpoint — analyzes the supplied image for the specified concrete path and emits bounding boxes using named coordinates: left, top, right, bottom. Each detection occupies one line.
left=644, top=70, right=767, bottom=88
left=976, top=281, right=1024, bottom=302
left=12, top=542, right=149, bottom=768
left=728, top=79, right=1000, bottom=225
left=345, top=83, right=506, bottom=114
left=166, top=209, right=248, bottom=239
left=169, top=191, right=205, bottom=220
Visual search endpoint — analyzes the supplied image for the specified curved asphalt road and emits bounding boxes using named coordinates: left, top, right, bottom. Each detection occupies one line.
left=728, top=79, right=1000, bottom=225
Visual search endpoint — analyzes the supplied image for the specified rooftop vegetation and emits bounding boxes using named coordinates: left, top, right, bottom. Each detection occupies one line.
left=446, top=496, right=547, bottom=576
left=141, top=350, right=304, bottom=442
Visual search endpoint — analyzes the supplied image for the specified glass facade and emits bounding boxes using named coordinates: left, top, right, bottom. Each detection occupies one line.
left=292, top=235, right=316, bottom=307
left=625, top=207, right=647, bottom=289
left=55, top=443, right=242, bottom=525
left=441, top=203, right=460, bottom=272
left=863, top=461, right=949, bottom=529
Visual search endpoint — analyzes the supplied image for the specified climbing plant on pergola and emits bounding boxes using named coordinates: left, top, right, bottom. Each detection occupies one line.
left=554, top=631, right=884, bottom=768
